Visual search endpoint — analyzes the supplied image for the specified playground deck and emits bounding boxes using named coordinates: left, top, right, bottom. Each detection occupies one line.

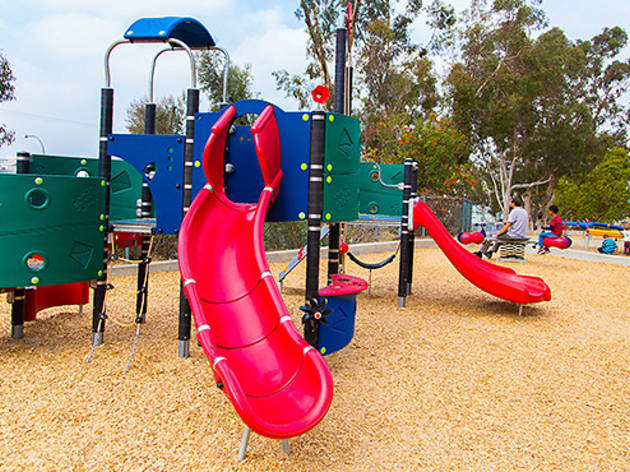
left=0, top=248, right=627, bottom=470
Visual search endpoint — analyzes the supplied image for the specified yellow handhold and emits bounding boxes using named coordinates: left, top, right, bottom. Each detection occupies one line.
left=34, top=177, right=43, bottom=185
left=302, top=114, right=309, bottom=121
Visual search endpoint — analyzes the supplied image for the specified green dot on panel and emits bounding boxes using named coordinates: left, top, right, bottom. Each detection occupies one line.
left=101, top=180, right=106, bottom=187
left=326, top=213, right=331, bottom=220
left=31, top=277, right=39, bottom=284
left=168, top=147, right=174, bottom=153
left=320, top=347, right=326, bottom=354
left=327, top=164, right=332, bottom=171
left=302, top=114, right=309, bottom=121
left=34, top=177, right=43, bottom=185
left=328, top=115, right=334, bottom=122
left=99, top=225, right=104, bottom=232
left=98, top=270, right=103, bottom=277
left=194, top=161, right=201, bottom=168
left=298, top=212, right=306, bottom=220
left=80, top=159, right=87, bottom=165
left=300, top=163, right=307, bottom=171
left=100, top=214, right=104, bottom=221
left=326, top=176, right=332, bottom=183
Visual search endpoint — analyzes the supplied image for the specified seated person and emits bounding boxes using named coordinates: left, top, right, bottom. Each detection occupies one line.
left=537, top=204, right=563, bottom=254
left=597, top=235, right=618, bottom=255
left=623, top=222, right=630, bottom=256
left=474, top=197, right=529, bottom=259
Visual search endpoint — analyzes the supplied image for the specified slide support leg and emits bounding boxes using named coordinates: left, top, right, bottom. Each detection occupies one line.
left=281, top=439, right=290, bottom=456
left=238, top=426, right=251, bottom=462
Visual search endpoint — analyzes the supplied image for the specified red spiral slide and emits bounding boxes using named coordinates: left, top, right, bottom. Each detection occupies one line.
left=413, top=200, right=551, bottom=305
left=178, top=105, right=333, bottom=439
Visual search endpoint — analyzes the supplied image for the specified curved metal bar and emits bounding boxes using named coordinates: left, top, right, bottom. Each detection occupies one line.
left=149, top=47, right=174, bottom=103
left=166, top=38, right=197, bottom=89
left=361, top=158, right=404, bottom=190
left=104, top=39, right=132, bottom=87
left=209, top=46, right=230, bottom=104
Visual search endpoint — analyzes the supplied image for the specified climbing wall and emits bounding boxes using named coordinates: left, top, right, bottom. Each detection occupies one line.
left=0, top=174, right=106, bottom=288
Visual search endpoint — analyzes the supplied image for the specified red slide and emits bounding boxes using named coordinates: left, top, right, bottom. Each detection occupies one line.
left=413, top=200, right=551, bottom=305
left=178, top=105, right=333, bottom=439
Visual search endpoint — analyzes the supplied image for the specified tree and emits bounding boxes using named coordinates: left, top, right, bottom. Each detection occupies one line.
left=445, top=0, right=613, bottom=221
left=274, top=0, right=455, bottom=112
left=197, top=52, right=255, bottom=108
left=365, top=112, right=474, bottom=195
left=0, top=51, right=16, bottom=149
left=555, top=147, right=630, bottom=222
left=125, top=95, right=185, bottom=135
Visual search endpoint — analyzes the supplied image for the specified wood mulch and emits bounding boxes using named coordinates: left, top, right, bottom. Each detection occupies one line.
left=0, top=249, right=628, bottom=471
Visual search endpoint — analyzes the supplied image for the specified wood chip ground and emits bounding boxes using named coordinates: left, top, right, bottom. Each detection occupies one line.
left=0, top=249, right=628, bottom=471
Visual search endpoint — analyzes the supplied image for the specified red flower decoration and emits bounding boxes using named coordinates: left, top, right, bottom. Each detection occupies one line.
left=311, top=85, right=330, bottom=104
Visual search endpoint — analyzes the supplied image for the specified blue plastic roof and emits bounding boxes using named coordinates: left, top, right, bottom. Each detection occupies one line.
left=124, top=17, right=215, bottom=48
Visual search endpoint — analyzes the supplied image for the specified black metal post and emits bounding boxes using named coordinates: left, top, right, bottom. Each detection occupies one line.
left=178, top=88, right=199, bottom=358
left=11, top=152, right=31, bottom=339
left=327, top=26, right=347, bottom=283
left=406, top=162, right=418, bottom=295
left=304, top=111, right=326, bottom=347
left=397, top=159, right=413, bottom=307
left=92, top=87, right=114, bottom=346
left=134, top=103, right=156, bottom=324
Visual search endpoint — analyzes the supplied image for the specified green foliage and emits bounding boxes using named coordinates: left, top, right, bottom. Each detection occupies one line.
left=555, top=147, right=630, bottom=222
left=365, top=112, right=474, bottom=195
left=197, top=52, right=255, bottom=108
left=0, top=51, right=16, bottom=149
left=275, top=0, right=455, bottom=114
left=126, top=96, right=185, bottom=135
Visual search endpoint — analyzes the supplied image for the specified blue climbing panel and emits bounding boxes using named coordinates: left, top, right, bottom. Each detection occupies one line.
left=316, top=294, right=358, bottom=356
left=107, top=134, right=185, bottom=234
left=193, top=100, right=311, bottom=222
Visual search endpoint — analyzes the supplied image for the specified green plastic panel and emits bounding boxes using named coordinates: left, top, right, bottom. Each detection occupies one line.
left=0, top=174, right=106, bottom=288
left=322, top=113, right=361, bottom=222
left=29, top=154, right=142, bottom=221
left=358, top=163, right=404, bottom=216
left=322, top=173, right=360, bottom=223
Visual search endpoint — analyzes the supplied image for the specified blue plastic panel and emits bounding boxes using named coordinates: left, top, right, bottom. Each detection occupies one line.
left=316, top=294, right=358, bottom=356
left=193, top=100, right=311, bottom=222
left=107, top=134, right=185, bottom=234
left=124, top=17, right=215, bottom=48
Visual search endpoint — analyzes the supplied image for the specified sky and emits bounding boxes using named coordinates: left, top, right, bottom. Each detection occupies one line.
left=1, top=0, right=629, bottom=157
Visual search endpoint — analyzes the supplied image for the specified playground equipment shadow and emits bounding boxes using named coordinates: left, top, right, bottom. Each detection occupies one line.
left=0, top=249, right=628, bottom=471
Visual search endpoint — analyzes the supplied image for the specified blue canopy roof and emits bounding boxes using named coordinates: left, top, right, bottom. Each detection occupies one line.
left=124, top=17, right=215, bottom=49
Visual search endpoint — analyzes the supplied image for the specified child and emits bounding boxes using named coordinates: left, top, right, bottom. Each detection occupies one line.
left=537, top=205, right=563, bottom=254
left=597, top=235, right=618, bottom=255
left=622, top=222, right=630, bottom=256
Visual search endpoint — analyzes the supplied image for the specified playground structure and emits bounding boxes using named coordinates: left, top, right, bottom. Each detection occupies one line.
left=0, top=12, right=556, bottom=462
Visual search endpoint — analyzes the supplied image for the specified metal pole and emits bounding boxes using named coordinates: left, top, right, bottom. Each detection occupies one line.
left=327, top=25, right=347, bottom=283
left=304, top=111, right=326, bottom=347
left=178, top=87, right=199, bottom=358
left=92, top=87, right=114, bottom=346
left=11, top=151, right=31, bottom=339
left=134, top=102, right=156, bottom=325
left=397, top=159, right=413, bottom=307
left=406, top=162, right=418, bottom=295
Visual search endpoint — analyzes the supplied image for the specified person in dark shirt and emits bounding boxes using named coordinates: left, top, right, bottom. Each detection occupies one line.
left=537, top=205, right=563, bottom=254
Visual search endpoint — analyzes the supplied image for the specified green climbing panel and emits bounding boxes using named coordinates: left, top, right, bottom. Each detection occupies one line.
left=358, top=163, right=404, bottom=217
left=322, top=113, right=361, bottom=222
left=0, top=174, right=106, bottom=288
left=29, top=154, right=143, bottom=221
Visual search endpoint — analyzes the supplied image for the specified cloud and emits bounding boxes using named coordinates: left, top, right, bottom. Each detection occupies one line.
left=14, top=0, right=231, bottom=18
left=232, top=25, right=308, bottom=110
